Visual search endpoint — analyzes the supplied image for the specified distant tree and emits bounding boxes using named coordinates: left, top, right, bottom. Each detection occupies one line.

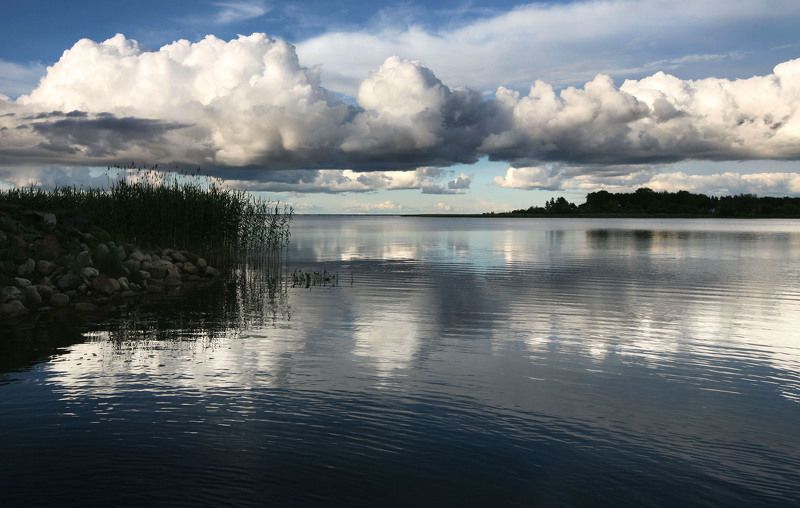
left=500, top=188, right=800, bottom=217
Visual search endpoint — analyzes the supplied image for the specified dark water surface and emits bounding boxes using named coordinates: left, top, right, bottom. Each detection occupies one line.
left=2, top=217, right=800, bottom=507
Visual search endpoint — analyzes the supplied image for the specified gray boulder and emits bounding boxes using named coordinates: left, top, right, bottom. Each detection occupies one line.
left=24, top=286, right=42, bottom=307
left=124, top=259, right=141, bottom=273
left=50, top=293, right=70, bottom=306
left=95, top=243, right=110, bottom=259
left=76, top=250, right=93, bottom=267
left=0, top=300, right=28, bottom=317
left=92, top=275, right=121, bottom=296
left=14, top=277, right=31, bottom=287
left=57, top=272, right=81, bottom=291
left=37, top=260, right=56, bottom=275
left=37, top=284, right=54, bottom=302
left=17, top=258, right=36, bottom=276
left=143, top=260, right=174, bottom=279
left=81, top=267, right=100, bottom=279
left=129, top=250, right=147, bottom=262
left=35, top=212, right=57, bottom=226
left=113, top=245, right=126, bottom=262
left=2, top=286, right=23, bottom=302
left=165, top=278, right=182, bottom=288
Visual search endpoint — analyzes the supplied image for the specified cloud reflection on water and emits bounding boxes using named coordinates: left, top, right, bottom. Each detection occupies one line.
left=5, top=217, right=800, bottom=505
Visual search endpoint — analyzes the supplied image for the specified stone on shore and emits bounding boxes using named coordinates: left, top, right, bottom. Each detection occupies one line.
left=17, top=258, right=35, bottom=276
left=24, top=286, right=42, bottom=307
left=124, top=259, right=141, bottom=273
left=112, top=245, right=126, bottom=262
left=2, top=286, right=22, bottom=302
left=39, top=235, right=60, bottom=260
left=129, top=250, right=147, bottom=262
left=95, top=243, right=110, bottom=260
left=92, top=275, right=120, bottom=296
left=36, top=259, right=56, bottom=275
left=49, top=293, right=70, bottom=307
left=57, top=272, right=81, bottom=291
left=14, top=277, right=31, bottom=287
left=0, top=300, right=28, bottom=317
left=31, top=211, right=57, bottom=226
left=37, top=284, right=54, bottom=302
left=2, top=206, right=230, bottom=321
left=81, top=267, right=100, bottom=279
left=76, top=250, right=93, bottom=267
left=143, top=259, right=174, bottom=279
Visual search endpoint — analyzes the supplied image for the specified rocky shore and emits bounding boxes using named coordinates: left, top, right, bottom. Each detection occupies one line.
left=1, top=207, right=221, bottom=319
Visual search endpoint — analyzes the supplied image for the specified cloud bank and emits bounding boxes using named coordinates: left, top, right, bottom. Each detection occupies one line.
left=2, top=31, right=800, bottom=193
left=5, top=34, right=490, bottom=172
left=220, top=167, right=472, bottom=194
left=297, top=0, right=800, bottom=95
left=494, top=165, right=800, bottom=196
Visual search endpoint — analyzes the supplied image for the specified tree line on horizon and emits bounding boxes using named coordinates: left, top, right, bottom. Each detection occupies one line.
left=491, top=188, right=800, bottom=218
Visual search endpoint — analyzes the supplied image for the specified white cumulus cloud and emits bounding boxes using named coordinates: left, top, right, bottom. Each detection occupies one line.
left=3, top=31, right=800, bottom=195
left=7, top=33, right=485, bottom=171
left=482, top=59, right=800, bottom=164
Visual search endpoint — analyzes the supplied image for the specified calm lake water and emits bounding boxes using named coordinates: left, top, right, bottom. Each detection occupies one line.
left=2, top=217, right=800, bottom=507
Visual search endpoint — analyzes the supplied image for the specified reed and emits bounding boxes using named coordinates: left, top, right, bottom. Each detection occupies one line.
left=0, top=165, right=293, bottom=266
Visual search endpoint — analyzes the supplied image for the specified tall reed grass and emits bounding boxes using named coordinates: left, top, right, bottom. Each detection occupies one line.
left=0, top=165, right=293, bottom=265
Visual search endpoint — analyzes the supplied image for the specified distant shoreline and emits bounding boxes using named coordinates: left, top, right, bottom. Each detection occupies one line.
left=402, top=213, right=800, bottom=219
left=292, top=213, right=800, bottom=219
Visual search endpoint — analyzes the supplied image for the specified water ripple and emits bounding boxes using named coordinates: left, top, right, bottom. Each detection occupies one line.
left=1, top=217, right=799, bottom=507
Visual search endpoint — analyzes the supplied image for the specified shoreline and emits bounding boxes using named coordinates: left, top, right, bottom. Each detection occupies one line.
left=402, top=214, right=800, bottom=219
left=1, top=207, right=223, bottom=321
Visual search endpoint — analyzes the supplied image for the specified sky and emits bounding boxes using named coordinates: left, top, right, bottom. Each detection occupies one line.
left=2, top=0, right=800, bottom=213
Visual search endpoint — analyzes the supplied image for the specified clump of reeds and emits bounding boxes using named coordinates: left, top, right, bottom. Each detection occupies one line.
left=291, top=268, right=338, bottom=288
left=0, top=164, right=293, bottom=266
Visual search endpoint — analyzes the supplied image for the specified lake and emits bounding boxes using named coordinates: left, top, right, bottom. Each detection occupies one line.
left=1, top=217, right=799, bottom=507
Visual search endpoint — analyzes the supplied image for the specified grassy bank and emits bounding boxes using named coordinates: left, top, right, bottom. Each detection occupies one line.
left=0, top=167, right=293, bottom=263
left=0, top=168, right=293, bottom=319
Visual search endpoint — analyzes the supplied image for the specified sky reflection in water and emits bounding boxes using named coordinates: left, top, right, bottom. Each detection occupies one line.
left=1, top=217, right=799, bottom=507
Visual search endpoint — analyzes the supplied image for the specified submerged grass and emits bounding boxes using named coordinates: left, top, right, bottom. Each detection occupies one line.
left=0, top=165, right=293, bottom=266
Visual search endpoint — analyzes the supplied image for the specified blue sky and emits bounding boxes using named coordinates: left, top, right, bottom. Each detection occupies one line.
left=0, top=1, right=532, bottom=66
left=2, top=1, right=800, bottom=213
